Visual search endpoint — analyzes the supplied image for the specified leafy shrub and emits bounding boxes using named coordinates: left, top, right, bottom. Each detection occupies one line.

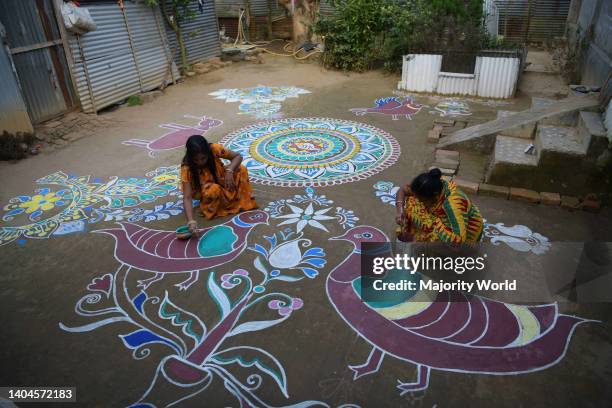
left=315, top=0, right=490, bottom=72
left=0, top=131, right=36, bottom=160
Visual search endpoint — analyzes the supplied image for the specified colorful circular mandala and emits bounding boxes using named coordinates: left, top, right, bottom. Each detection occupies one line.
left=221, top=118, right=401, bottom=187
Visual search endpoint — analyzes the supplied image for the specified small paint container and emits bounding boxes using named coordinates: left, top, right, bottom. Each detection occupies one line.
left=175, top=225, right=192, bottom=240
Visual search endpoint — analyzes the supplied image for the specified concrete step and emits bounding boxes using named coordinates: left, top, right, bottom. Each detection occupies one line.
left=495, top=135, right=539, bottom=166
left=486, top=128, right=599, bottom=194
left=455, top=150, right=488, bottom=183
left=535, top=125, right=588, bottom=161
left=578, top=111, right=608, bottom=158
left=485, top=135, right=538, bottom=187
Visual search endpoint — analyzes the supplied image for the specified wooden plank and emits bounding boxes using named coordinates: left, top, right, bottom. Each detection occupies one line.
left=438, top=95, right=599, bottom=149
left=9, top=39, right=62, bottom=55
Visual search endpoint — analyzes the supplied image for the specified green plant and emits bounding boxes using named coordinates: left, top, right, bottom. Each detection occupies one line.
left=314, top=0, right=490, bottom=72
left=126, top=95, right=143, bottom=106
left=145, top=0, right=197, bottom=71
left=0, top=131, right=36, bottom=160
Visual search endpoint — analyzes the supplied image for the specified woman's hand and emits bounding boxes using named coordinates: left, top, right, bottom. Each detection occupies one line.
left=188, top=220, right=199, bottom=237
left=224, top=169, right=236, bottom=191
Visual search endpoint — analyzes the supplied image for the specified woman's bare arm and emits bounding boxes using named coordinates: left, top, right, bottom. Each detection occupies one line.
left=223, top=148, right=243, bottom=191
left=182, top=181, right=198, bottom=232
left=395, top=184, right=412, bottom=224
left=224, top=148, right=242, bottom=171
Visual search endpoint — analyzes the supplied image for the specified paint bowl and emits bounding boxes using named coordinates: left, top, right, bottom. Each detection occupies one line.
left=175, top=225, right=192, bottom=240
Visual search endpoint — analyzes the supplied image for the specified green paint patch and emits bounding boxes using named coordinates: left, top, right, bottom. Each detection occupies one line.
left=352, top=269, right=420, bottom=308
left=197, top=225, right=237, bottom=256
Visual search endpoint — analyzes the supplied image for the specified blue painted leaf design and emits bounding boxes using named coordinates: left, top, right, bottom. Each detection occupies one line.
left=212, top=346, right=289, bottom=398
left=264, top=234, right=277, bottom=248
left=2, top=207, right=25, bottom=220
left=207, top=272, right=231, bottom=319
left=300, top=267, right=319, bottom=278
left=302, top=257, right=326, bottom=268
left=250, top=244, right=269, bottom=258
left=119, top=329, right=182, bottom=355
left=29, top=209, right=43, bottom=222
left=132, top=291, right=147, bottom=314
left=303, top=247, right=325, bottom=258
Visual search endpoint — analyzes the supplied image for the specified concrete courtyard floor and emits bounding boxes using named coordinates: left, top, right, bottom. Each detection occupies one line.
left=0, top=56, right=611, bottom=407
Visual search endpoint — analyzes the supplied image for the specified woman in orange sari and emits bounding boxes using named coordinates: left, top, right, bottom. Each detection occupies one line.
left=181, top=135, right=258, bottom=234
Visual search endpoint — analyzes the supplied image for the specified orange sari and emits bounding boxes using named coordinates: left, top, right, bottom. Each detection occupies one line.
left=180, top=143, right=258, bottom=220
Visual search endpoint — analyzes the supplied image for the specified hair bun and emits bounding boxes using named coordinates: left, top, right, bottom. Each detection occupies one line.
left=428, top=168, right=442, bottom=179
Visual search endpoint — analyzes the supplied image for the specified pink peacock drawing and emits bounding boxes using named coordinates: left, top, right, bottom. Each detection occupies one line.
left=327, top=225, right=596, bottom=393
left=350, top=97, right=424, bottom=120
left=95, top=210, right=268, bottom=290
left=122, top=115, right=223, bottom=156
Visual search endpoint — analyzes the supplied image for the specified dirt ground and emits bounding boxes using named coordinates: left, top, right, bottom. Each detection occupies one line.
left=0, top=56, right=611, bottom=408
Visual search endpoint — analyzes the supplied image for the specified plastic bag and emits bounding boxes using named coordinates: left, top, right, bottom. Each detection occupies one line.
left=61, top=2, right=97, bottom=34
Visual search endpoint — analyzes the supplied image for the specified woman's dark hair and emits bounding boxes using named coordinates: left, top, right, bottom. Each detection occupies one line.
left=411, top=168, right=443, bottom=199
left=182, top=135, right=218, bottom=192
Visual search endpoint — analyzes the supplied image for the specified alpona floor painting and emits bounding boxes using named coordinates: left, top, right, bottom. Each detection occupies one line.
left=221, top=118, right=401, bottom=187
left=1, top=56, right=610, bottom=408
left=350, top=97, right=424, bottom=120
left=327, top=225, right=592, bottom=394
left=209, top=86, right=311, bottom=119
left=0, top=166, right=183, bottom=246
left=60, top=189, right=361, bottom=407
left=56, top=186, right=594, bottom=406
left=122, top=115, right=223, bottom=157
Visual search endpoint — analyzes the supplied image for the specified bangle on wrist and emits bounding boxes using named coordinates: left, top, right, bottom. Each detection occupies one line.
left=187, top=220, right=197, bottom=225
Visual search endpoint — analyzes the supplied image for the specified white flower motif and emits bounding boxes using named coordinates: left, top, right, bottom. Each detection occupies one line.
left=275, top=203, right=336, bottom=233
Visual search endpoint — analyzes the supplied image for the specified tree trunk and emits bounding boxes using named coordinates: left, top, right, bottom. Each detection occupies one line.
left=176, top=26, right=188, bottom=70
left=277, top=0, right=319, bottom=44
left=160, top=0, right=189, bottom=71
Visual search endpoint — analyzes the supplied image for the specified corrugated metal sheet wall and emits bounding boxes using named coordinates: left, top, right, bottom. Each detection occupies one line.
left=319, top=0, right=337, bottom=17
left=399, top=53, right=520, bottom=98
left=437, top=73, right=478, bottom=96
left=477, top=56, right=520, bottom=98
left=0, top=0, right=74, bottom=123
left=0, top=29, right=34, bottom=133
left=68, top=2, right=179, bottom=113
left=400, top=54, right=442, bottom=93
left=163, top=1, right=220, bottom=66
left=216, top=0, right=284, bottom=18
left=250, top=0, right=284, bottom=17
left=496, top=0, right=570, bottom=43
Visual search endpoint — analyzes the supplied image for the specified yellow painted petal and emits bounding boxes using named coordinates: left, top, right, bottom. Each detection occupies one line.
left=40, top=202, right=55, bottom=211
left=19, top=202, right=38, bottom=213
left=507, top=304, right=540, bottom=345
